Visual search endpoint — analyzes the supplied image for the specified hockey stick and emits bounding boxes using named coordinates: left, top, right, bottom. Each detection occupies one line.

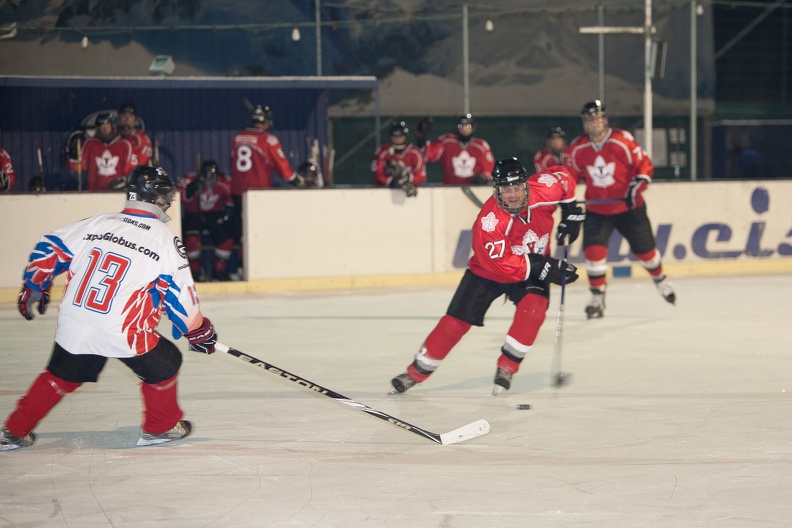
left=551, top=238, right=571, bottom=387
left=215, top=343, right=490, bottom=445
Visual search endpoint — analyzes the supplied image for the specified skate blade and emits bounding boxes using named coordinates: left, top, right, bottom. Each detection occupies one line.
left=492, top=385, right=504, bottom=396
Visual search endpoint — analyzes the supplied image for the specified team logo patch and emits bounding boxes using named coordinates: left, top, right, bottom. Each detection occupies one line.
left=173, top=236, right=187, bottom=259
left=481, top=212, right=498, bottom=232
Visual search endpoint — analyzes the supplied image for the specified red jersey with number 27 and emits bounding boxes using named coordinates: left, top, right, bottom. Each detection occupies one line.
left=468, top=167, right=577, bottom=284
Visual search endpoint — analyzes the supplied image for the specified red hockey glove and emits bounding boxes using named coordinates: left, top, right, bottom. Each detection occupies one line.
left=185, top=317, right=217, bottom=354
left=18, top=285, right=51, bottom=321
left=529, top=255, right=579, bottom=285
left=625, top=176, right=650, bottom=209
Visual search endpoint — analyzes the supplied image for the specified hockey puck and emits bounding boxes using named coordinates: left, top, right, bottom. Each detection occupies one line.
left=515, top=404, right=531, bottom=410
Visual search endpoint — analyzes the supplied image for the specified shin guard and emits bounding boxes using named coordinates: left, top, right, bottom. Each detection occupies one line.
left=4, top=371, right=81, bottom=438
left=140, top=374, right=184, bottom=435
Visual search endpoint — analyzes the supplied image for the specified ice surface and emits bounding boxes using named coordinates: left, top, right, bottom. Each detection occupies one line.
left=1, top=274, right=791, bottom=527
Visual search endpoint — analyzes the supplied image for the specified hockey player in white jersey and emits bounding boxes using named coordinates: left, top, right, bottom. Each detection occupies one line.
left=1, top=166, right=218, bottom=451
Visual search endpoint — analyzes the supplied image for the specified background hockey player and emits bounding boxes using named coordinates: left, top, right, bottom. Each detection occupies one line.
left=565, top=100, right=675, bottom=319
left=389, top=158, right=583, bottom=396
left=371, top=120, right=426, bottom=197
left=296, top=160, right=324, bottom=188
left=67, top=113, right=135, bottom=191
left=533, top=126, right=567, bottom=172
left=1, top=166, right=219, bottom=451
left=0, top=145, right=15, bottom=193
left=179, top=160, right=235, bottom=282
left=229, top=104, right=305, bottom=277
left=418, top=113, right=495, bottom=185
left=117, top=102, right=154, bottom=167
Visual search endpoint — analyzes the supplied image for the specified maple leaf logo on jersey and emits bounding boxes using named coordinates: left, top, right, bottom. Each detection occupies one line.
left=198, top=189, right=221, bottom=211
left=510, top=230, right=549, bottom=256
left=481, top=212, right=498, bottom=232
left=536, top=173, right=558, bottom=187
left=586, top=155, right=616, bottom=188
left=95, top=149, right=121, bottom=176
left=451, top=150, right=476, bottom=178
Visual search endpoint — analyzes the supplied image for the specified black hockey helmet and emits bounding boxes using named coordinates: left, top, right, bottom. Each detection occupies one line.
left=548, top=126, right=566, bottom=139
left=199, top=160, right=219, bottom=184
left=581, top=100, right=606, bottom=119
left=126, top=166, right=176, bottom=212
left=117, top=102, right=137, bottom=116
left=252, top=105, right=273, bottom=126
left=297, top=160, right=322, bottom=188
left=95, top=112, right=118, bottom=142
left=458, top=113, right=475, bottom=128
left=492, top=157, right=529, bottom=214
left=390, top=120, right=409, bottom=137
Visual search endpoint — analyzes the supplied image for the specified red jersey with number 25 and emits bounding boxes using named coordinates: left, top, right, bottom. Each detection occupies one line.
left=230, top=128, right=296, bottom=195
left=468, top=167, right=576, bottom=284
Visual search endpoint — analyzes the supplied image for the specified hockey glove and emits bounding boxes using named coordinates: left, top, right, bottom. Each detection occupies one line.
left=529, top=255, right=579, bottom=285
left=470, top=173, right=490, bottom=185
left=400, top=181, right=418, bottom=198
left=556, top=204, right=585, bottom=244
left=18, top=285, right=51, bottom=321
left=0, top=170, right=8, bottom=192
left=217, top=204, right=234, bottom=225
left=109, top=177, right=127, bottom=191
left=184, top=179, right=199, bottom=200
left=625, top=176, right=650, bottom=209
left=185, top=317, right=217, bottom=354
left=288, top=173, right=307, bottom=189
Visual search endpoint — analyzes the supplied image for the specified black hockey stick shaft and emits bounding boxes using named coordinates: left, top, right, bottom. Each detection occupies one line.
left=215, top=344, right=488, bottom=445
left=551, top=239, right=569, bottom=386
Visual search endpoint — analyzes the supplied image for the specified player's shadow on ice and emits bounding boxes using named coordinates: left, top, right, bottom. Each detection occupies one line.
left=33, top=426, right=209, bottom=450
left=422, top=370, right=548, bottom=394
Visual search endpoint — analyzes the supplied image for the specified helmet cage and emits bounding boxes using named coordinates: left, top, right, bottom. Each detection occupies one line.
left=492, top=158, right=529, bottom=214
left=127, top=167, right=176, bottom=212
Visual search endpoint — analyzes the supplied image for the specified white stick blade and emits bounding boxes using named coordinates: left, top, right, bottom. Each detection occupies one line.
left=439, top=419, right=490, bottom=445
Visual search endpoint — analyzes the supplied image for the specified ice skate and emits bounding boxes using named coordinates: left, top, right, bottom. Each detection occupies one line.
left=654, top=277, right=676, bottom=305
left=0, top=428, right=36, bottom=451
left=585, top=288, right=606, bottom=319
left=492, top=368, right=513, bottom=396
left=389, top=372, right=417, bottom=395
left=136, top=420, right=192, bottom=446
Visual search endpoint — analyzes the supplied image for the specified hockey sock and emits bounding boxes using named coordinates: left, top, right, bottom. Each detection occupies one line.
left=4, top=371, right=81, bottom=437
left=634, top=249, right=664, bottom=278
left=213, top=239, right=234, bottom=273
left=498, top=295, right=549, bottom=374
left=584, top=245, right=608, bottom=290
left=140, top=374, right=183, bottom=434
left=406, top=315, right=471, bottom=382
left=185, top=233, right=202, bottom=272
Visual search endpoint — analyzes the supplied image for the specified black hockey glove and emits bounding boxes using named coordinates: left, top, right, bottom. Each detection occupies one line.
left=400, top=181, right=418, bottom=198
left=217, top=204, right=234, bottom=225
left=0, top=170, right=8, bottom=192
left=625, top=176, right=650, bottom=209
left=470, top=173, right=490, bottom=185
left=18, top=285, right=51, bottom=321
left=185, top=317, right=217, bottom=354
left=109, top=177, right=127, bottom=191
left=288, top=173, right=307, bottom=189
left=556, top=204, right=585, bottom=244
left=184, top=179, right=199, bottom=200
left=529, top=254, right=579, bottom=285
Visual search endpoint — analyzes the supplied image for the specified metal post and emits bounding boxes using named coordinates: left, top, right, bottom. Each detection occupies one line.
left=644, top=0, right=653, bottom=159
left=690, top=0, right=698, bottom=180
left=315, top=0, right=322, bottom=76
left=463, top=4, right=470, bottom=114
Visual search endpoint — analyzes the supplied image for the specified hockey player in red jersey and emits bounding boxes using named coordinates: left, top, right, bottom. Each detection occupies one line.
left=117, top=102, right=154, bottom=167
left=1, top=166, right=218, bottom=451
left=565, top=100, right=675, bottom=319
left=371, top=120, right=426, bottom=197
left=389, top=158, right=584, bottom=396
left=420, top=113, right=495, bottom=185
left=0, top=146, right=16, bottom=193
left=67, top=113, right=135, bottom=191
left=533, top=126, right=567, bottom=172
left=179, top=160, right=235, bottom=282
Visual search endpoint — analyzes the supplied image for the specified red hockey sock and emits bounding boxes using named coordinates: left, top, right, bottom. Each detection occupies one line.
left=140, top=374, right=184, bottom=434
left=406, top=315, right=471, bottom=382
left=498, top=295, right=549, bottom=374
left=634, top=249, right=664, bottom=278
left=4, top=371, right=81, bottom=437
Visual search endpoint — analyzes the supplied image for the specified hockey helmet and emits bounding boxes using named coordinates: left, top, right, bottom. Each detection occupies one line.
left=199, top=160, right=219, bottom=184
left=94, top=112, right=118, bottom=142
left=389, top=120, right=409, bottom=150
left=118, top=103, right=137, bottom=116
left=580, top=100, right=608, bottom=138
left=297, top=160, right=322, bottom=188
left=126, top=166, right=176, bottom=212
left=252, top=105, right=273, bottom=127
left=548, top=126, right=566, bottom=139
left=492, top=157, right=529, bottom=214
